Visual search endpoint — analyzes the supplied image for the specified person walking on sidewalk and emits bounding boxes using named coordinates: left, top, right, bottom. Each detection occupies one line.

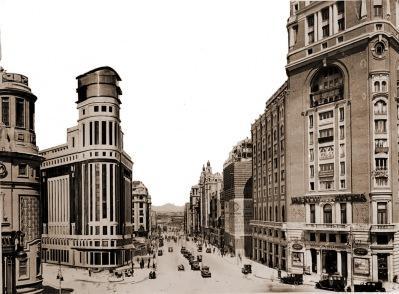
left=147, top=258, right=150, bottom=268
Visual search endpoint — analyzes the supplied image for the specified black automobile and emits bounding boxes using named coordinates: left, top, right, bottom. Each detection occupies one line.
left=206, top=248, right=212, bottom=253
left=197, top=255, right=202, bottom=262
left=149, top=271, right=156, bottom=279
left=354, top=281, right=386, bottom=292
left=168, top=247, right=173, bottom=253
left=188, top=256, right=195, bottom=265
left=158, top=249, right=163, bottom=256
left=280, top=274, right=303, bottom=285
left=241, top=264, right=252, bottom=275
left=191, top=261, right=200, bottom=270
left=315, top=274, right=345, bottom=292
left=180, top=246, right=186, bottom=254
left=201, top=266, right=211, bottom=278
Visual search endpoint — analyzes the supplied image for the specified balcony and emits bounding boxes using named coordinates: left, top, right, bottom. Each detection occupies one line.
left=318, top=170, right=334, bottom=178
left=318, top=136, right=334, bottom=144
left=250, top=220, right=283, bottom=228
left=370, top=224, right=396, bottom=233
left=375, top=146, right=388, bottom=154
left=305, top=223, right=350, bottom=231
left=373, top=168, right=388, bottom=178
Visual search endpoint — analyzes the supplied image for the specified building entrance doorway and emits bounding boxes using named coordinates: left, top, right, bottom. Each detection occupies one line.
left=311, top=249, right=317, bottom=273
left=377, top=254, right=388, bottom=281
left=323, top=250, right=337, bottom=274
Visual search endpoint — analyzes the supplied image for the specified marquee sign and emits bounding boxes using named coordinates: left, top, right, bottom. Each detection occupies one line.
left=291, top=194, right=367, bottom=205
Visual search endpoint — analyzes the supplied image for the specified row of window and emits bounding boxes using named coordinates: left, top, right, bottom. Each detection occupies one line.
left=82, top=121, right=120, bottom=147
left=1, top=97, right=35, bottom=129
left=309, top=179, right=346, bottom=191
left=82, top=105, right=117, bottom=115
left=42, top=152, right=118, bottom=168
left=253, top=205, right=286, bottom=222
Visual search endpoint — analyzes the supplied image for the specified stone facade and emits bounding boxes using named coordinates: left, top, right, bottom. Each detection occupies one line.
left=0, top=69, right=43, bottom=293
left=132, top=181, right=151, bottom=237
left=222, top=138, right=253, bottom=257
left=40, top=67, right=134, bottom=269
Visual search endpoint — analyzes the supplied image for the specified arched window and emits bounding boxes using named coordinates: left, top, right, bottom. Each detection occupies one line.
left=310, top=66, right=344, bottom=107
left=374, top=100, right=387, bottom=115
left=323, top=204, right=333, bottom=223
left=374, top=81, right=381, bottom=92
left=381, top=81, right=387, bottom=92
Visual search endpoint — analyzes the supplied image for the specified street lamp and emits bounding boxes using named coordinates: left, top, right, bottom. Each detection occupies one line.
left=56, top=260, right=63, bottom=294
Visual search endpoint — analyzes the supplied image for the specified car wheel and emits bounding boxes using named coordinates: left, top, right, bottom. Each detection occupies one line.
left=315, top=283, right=320, bottom=289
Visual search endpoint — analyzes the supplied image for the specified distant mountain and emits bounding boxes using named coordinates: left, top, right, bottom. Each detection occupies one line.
left=152, top=203, right=184, bottom=213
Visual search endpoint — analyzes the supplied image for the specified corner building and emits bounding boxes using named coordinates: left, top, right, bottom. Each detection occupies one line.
left=0, top=69, right=43, bottom=293
left=40, top=67, right=134, bottom=268
left=285, top=0, right=399, bottom=284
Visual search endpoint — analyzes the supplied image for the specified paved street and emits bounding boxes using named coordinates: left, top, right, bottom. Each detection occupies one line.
left=43, top=237, right=327, bottom=293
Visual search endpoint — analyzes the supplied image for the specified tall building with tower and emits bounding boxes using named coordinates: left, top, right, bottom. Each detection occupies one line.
left=131, top=181, right=151, bottom=237
left=0, top=68, right=43, bottom=293
left=40, top=66, right=134, bottom=269
left=278, top=0, right=399, bottom=285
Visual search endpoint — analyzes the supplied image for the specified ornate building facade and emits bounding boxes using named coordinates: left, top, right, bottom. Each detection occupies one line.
left=198, top=161, right=223, bottom=246
left=40, top=67, right=134, bottom=269
left=0, top=68, right=43, bottom=293
left=223, top=138, right=253, bottom=257
left=189, top=185, right=200, bottom=237
left=281, top=0, right=399, bottom=285
left=132, top=181, right=151, bottom=237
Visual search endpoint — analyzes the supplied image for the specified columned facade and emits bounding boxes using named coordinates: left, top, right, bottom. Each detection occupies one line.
left=40, top=67, right=134, bottom=269
left=0, top=69, right=43, bottom=293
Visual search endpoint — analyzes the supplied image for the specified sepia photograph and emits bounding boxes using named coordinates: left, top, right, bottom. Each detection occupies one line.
left=1, top=0, right=399, bottom=293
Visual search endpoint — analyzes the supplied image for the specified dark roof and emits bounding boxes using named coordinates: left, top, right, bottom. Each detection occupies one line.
left=76, top=66, right=121, bottom=81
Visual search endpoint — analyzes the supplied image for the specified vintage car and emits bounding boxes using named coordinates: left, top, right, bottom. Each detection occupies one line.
left=168, top=247, right=173, bottom=253
left=158, top=249, right=163, bottom=256
left=201, top=266, right=211, bottom=278
left=197, top=245, right=203, bottom=252
left=188, top=256, right=196, bottom=265
left=206, top=248, right=212, bottom=253
left=149, top=271, right=156, bottom=279
left=177, top=264, right=185, bottom=271
left=280, top=274, right=303, bottom=285
left=241, top=264, right=252, bottom=275
left=180, top=246, right=186, bottom=253
left=315, top=274, right=345, bottom=292
left=191, top=261, right=201, bottom=270
left=197, top=255, right=202, bottom=262
left=354, top=281, right=386, bottom=292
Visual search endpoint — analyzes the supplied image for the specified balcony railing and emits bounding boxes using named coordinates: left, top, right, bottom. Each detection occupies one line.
left=370, top=224, right=396, bottom=232
left=305, top=223, right=349, bottom=231
left=318, top=170, right=334, bottom=178
left=373, top=168, right=388, bottom=178
left=250, top=220, right=283, bottom=228
left=375, top=146, right=389, bottom=154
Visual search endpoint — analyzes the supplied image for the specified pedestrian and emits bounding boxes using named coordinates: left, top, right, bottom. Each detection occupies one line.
left=147, top=258, right=150, bottom=268
left=152, top=262, right=156, bottom=269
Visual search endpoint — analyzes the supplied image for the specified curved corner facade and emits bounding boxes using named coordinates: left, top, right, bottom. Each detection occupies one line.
left=0, top=70, right=43, bottom=293
left=40, top=67, right=134, bottom=269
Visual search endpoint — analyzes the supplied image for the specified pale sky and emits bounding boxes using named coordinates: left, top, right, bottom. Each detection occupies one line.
left=0, top=0, right=289, bottom=206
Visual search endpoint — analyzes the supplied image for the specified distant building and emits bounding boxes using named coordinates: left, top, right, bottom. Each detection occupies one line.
left=150, top=211, right=157, bottom=234
left=132, top=181, right=151, bottom=237
left=0, top=69, right=43, bottom=293
left=40, top=67, right=134, bottom=269
left=222, top=138, right=253, bottom=257
left=190, top=185, right=200, bottom=236
left=184, top=203, right=191, bottom=235
left=198, top=161, right=223, bottom=246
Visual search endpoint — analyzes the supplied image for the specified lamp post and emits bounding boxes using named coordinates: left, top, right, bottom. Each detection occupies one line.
left=56, top=260, right=63, bottom=294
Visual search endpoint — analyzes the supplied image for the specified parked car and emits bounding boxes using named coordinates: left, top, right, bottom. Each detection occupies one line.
left=354, top=281, right=386, bottom=292
left=197, top=255, right=202, bottom=262
left=188, top=256, right=195, bottom=265
left=241, top=264, right=252, bottom=275
left=168, top=247, right=173, bottom=252
left=280, top=274, right=303, bottom=285
left=149, top=271, right=156, bottom=279
left=158, top=249, right=163, bottom=256
left=206, top=248, right=212, bottom=253
left=315, top=274, right=345, bottom=292
left=201, top=266, right=211, bottom=278
left=180, top=246, right=186, bottom=253
left=191, top=261, right=200, bottom=270
left=197, top=245, right=202, bottom=252
left=177, top=264, right=185, bottom=271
